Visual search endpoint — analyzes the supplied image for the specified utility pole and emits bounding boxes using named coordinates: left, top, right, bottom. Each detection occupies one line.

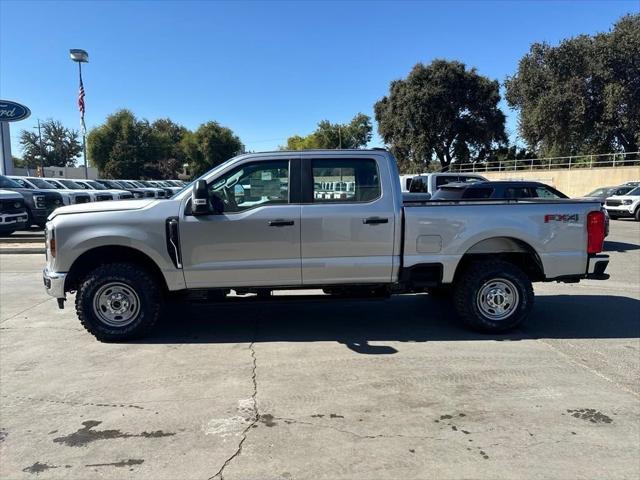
left=35, top=119, right=45, bottom=177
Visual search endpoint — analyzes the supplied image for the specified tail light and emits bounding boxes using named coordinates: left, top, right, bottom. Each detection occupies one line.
left=587, top=211, right=605, bottom=254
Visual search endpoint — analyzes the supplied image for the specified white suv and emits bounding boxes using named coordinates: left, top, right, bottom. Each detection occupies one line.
left=605, top=186, right=640, bottom=221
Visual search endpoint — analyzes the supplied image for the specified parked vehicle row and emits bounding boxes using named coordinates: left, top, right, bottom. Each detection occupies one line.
left=0, top=174, right=186, bottom=233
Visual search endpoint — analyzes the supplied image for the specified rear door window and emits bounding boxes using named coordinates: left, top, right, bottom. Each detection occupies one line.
left=311, top=159, right=380, bottom=203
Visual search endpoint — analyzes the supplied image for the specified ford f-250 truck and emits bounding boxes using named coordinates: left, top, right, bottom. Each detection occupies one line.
left=43, top=150, right=609, bottom=341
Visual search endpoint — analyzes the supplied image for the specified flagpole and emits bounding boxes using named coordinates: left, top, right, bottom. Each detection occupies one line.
left=70, top=48, right=89, bottom=179
left=79, top=61, right=88, bottom=179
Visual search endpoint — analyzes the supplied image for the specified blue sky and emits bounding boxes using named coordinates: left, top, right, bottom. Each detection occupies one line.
left=1, top=0, right=637, bottom=158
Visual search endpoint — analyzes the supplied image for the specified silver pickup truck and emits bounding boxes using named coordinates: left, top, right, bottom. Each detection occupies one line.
left=43, top=150, right=610, bottom=341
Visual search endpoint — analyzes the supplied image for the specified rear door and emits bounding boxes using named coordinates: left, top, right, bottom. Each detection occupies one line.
left=300, top=156, right=396, bottom=285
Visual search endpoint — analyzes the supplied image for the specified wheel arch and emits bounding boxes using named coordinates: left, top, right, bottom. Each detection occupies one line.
left=454, top=236, right=545, bottom=282
left=64, top=245, right=169, bottom=294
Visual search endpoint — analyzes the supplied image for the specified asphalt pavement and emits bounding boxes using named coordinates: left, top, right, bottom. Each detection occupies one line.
left=0, top=220, right=638, bottom=479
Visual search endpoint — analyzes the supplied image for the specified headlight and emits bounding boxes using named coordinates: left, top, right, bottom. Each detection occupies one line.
left=34, top=194, right=46, bottom=209
left=53, top=198, right=63, bottom=206
left=622, top=199, right=633, bottom=205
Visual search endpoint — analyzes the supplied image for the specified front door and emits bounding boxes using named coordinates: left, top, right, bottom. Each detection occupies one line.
left=180, top=159, right=302, bottom=288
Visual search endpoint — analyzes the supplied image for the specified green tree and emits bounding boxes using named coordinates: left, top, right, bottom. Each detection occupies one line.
left=142, top=119, right=190, bottom=179
left=375, top=60, right=506, bottom=169
left=88, top=110, right=163, bottom=179
left=284, top=113, right=372, bottom=150
left=19, top=119, right=82, bottom=168
left=505, top=14, right=640, bottom=157
left=181, top=122, right=244, bottom=178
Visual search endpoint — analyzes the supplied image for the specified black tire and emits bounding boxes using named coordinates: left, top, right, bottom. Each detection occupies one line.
left=453, top=260, right=533, bottom=333
left=635, top=208, right=640, bottom=222
left=75, top=262, right=162, bottom=342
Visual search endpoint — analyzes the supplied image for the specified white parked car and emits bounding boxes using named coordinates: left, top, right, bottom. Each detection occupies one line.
left=604, top=186, right=640, bottom=221
left=403, top=173, right=488, bottom=195
left=8, top=176, right=91, bottom=205
left=73, top=179, right=134, bottom=200
left=45, top=178, right=115, bottom=202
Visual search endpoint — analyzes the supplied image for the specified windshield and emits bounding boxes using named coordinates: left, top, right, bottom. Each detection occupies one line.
left=628, top=187, right=640, bottom=196
left=0, top=175, right=23, bottom=188
left=59, top=179, right=85, bottom=189
left=586, top=188, right=612, bottom=197
left=27, top=178, right=57, bottom=189
left=85, top=180, right=108, bottom=190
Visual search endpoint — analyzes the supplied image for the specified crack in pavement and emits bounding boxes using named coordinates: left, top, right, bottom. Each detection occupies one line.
left=208, top=336, right=259, bottom=480
left=0, top=297, right=54, bottom=324
left=272, top=416, right=445, bottom=441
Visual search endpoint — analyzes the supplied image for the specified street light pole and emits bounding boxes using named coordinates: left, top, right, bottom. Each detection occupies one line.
left=69, top=49, right=89, bottom=179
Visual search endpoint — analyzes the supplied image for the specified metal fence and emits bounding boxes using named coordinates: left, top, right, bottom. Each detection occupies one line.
left=447, top=151, right=640, bottom=173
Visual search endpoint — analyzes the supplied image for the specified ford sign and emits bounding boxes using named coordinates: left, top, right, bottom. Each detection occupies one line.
left=0, top=100, right=31, bottom=122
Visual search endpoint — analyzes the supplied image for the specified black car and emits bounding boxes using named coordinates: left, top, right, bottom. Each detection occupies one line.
left=0, top=175, right=64, bottom=228
left=430, top=181, right=568, bottom=200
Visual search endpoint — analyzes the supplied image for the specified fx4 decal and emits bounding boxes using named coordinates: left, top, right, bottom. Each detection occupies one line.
left=544, top=214, right=579, bottom=223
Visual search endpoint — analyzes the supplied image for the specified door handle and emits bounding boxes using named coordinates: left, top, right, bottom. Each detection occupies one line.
left=268, top=219, right=295, bottom=227
left=363, top=217, right=389, bottom=225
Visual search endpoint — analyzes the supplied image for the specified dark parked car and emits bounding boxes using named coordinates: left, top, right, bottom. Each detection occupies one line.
left=0, top=175, right=64, bottom=228
left=581, top=186, right=634, bottom=204
left=430, top=181, right=568, bottom=201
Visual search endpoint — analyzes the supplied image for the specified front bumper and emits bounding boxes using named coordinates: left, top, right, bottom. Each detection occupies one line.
left=605, top=206, right=634, bottom=217
left=0, top=212, right=28, bottom=231
left=43, top=268, right=67, bottom=299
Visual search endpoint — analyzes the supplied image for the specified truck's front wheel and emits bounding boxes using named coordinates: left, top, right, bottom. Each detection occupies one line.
left=76, top=263, right=162, bottom=342
left=453, top=260, right=533, bottom=333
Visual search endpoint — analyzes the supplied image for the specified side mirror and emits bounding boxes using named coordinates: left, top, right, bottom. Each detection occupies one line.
left=192, top=180, right=210, bottom=215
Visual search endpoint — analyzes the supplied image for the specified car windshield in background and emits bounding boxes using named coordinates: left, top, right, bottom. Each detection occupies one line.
left=0, top=175, right=23, bottom=188
left=59, top=180, right=85, bottom=189
left=28, top=178, right=58, bottom=189
left=627, top=187, right=640, bottom=196
left=85, top=180, right=108, bottom=190
left=586, top=188, right=613, bottom=197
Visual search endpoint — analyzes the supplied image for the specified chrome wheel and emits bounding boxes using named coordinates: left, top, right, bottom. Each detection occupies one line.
left=92, top=282, right=141, bottom=327
left=476, top=278, right=519, bottom=321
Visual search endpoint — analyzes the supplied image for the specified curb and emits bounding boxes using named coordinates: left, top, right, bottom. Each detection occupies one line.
left=0, top=248, right=46, bottom=254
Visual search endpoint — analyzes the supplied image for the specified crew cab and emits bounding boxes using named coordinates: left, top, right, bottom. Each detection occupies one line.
left=43, top=150, right=609, bottom=341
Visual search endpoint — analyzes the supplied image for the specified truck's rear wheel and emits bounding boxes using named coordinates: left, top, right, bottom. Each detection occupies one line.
left=453, top=260, right=533, bottom=333
left=76, top=262, right=162, bottom=342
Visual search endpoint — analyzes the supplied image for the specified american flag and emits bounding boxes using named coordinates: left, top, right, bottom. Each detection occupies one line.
left=78, top=76, right=86, bottom=133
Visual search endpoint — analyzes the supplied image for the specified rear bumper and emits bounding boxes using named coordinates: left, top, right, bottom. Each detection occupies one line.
left=552, top=254, right=609, bottom=283
left=43, top=268, right=67, bottom=299
left=586, top=254, right=610, bottom=280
